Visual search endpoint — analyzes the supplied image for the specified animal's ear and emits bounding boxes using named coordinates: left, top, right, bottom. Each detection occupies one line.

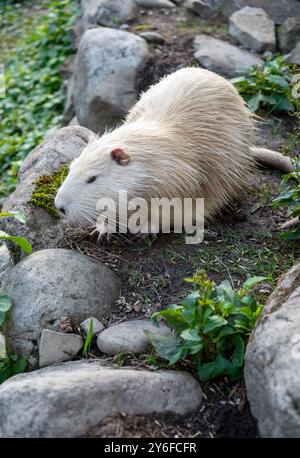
left=111, top=148, right=130, bottom=166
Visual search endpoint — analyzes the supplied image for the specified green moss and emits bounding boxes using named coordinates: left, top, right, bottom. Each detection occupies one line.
left=30, top=165, right=69, bottom=218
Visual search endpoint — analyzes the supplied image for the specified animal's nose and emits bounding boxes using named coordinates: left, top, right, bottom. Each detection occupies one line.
left=58, top=207, right=66, bottom=215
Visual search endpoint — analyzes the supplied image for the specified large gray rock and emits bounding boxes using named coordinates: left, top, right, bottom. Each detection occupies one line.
left=39, top=330, right=83, bottom=367
left=97, top=320, right=170, bottom=355
left=82, top=0, right=138, bottom=30
left=74, top=28, right=149, bottom=133
left=2, top=249, right=120, bottom=366
left=185, top=0, right=218, bottom=19
left=229, top=7, right=276, bottom=53
left=245, top=262, right=300, bottom=437
left=0, top=127, right=95, bottom=258
left=216, top=0, right=300, bottom=25
left=0, top=361, right=203, bottom=437
left=193, top=34, right=262, bottom=77
left=289, top=42, right=300, bottom=66
left=278, top=17, right=300, bottom=53
left=62, top=74, right=76, bottom=126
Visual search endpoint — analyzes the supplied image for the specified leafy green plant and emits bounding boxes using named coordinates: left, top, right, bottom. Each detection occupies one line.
left=0, top=211, right=32, bottom=255
left=0, top=295, right=11, bottom=327
left=0, top=353, right=28, bottom=384
left=0, top=210, right=32, bottom=327
left=31, top=165, right=69, bottom=217
left=145, top=270, right=266, bottom=382
left=231, top=56, right=299, bottom=114
left=0, top=209, right=31, bottom=383
left=82, top=319, right=94, bottom=356
left=272, top=158, right=300, bottom=239
left=0, top=0, right=78, bottom=204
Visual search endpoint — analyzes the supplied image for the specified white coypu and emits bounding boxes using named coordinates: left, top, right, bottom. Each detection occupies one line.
left=54, top=67, right=289, bottom=237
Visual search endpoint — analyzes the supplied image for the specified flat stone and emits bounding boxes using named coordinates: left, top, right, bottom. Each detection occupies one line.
left=74, top=28, right=149, bottom=133
left=139, top=31, right=165, bottom=43
left=39, top=330, right=83, bottom=367
left=193, top=34, right=262, bottom=77
left=278, top=17, right=300, bottom=53
left=80, top=317, right=105, bottom=336
left=229, top=7, right=276, bottom=53
left=82, top=0, right=138, bottom=30
left=245, top=262, right=300, bottom=437
left=0, top=361, right=203, bottom=437
left=97, top=320, right=171, bottom=355
left=216, top=0, right=300, bottom=25
left=1, top=249, right=120, bottom=366
left=184, top=0, right=218, bottom=19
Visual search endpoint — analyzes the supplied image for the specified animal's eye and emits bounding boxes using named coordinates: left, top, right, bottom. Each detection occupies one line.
left=86, top=176, right=97, bottom=184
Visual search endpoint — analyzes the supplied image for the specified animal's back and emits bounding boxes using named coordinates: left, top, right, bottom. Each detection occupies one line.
left=126, top=67, right=255, bottom=218
left=127, top=67, right=252, bottom=129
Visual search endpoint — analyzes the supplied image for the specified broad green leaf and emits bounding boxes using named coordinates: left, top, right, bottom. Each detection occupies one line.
left=0, top=335, right=6, bottom=359
left=266, top=74, right=290, bottom=88
left=0, top=295, right=12, bottom=326
left=240, top=276, right=267, bottom=294
left=198, top=354, right=231, bottom=382
left=144, top=331, right=185, bottom=365
left=0, top=295, right=12, bottom=313
left=231, top=334, right=245, bottom=367
left=182, top=292, right=200, bottom=325
left=281, top=225, right=300, bottom=240
left=203, top=315, right=227, bottom=334
left=0, top=211, right=27, bottom=224
left=272, top=95, right=294, bottom=112
left=215, top=280, right=239, bottom=306
left=83, top=319, right=93, bottom=355
left=248, top=92, right=263, bottom=112
left=241, top=295, right=257, bottom=309
left=185, top=341, right=203, bottom=355
left=180, top=328, right=202, bottom=342
left=0, top=355, right=27, bottom=384
left=0, top=231, right=32, bottom=254
left=153, top=306, right=186, bottom=334
left=230, top=76, right=246, bottom=84
left=215, top=325, right=237, bottom=341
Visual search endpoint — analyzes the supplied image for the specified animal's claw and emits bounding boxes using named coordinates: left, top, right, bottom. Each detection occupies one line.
left=90, top=222, right=111, bottom=243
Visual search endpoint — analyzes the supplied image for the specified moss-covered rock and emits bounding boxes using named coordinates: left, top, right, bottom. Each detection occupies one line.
left=30, top=165, right=69, bottom=218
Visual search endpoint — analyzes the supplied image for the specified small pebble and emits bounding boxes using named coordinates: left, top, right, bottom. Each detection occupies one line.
left=80, top=317, right=105, bottom=336
left=139, top=31, right=165, bottom=44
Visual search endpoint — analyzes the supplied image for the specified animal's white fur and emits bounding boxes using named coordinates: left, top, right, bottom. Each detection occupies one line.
left=55, top=67, right=255, bottom=230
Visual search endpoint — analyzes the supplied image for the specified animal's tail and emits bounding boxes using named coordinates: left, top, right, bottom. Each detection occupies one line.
left=250, top=147, right=293, bottom=173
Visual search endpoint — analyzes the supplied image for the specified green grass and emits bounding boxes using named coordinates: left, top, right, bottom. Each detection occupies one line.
left=0, top=0, right=78, bottom=205
left=190, top=229, right=295, bottom=286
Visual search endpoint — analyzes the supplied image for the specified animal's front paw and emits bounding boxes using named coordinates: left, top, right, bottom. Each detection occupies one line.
left=90, top=221, right=112, bottom=243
